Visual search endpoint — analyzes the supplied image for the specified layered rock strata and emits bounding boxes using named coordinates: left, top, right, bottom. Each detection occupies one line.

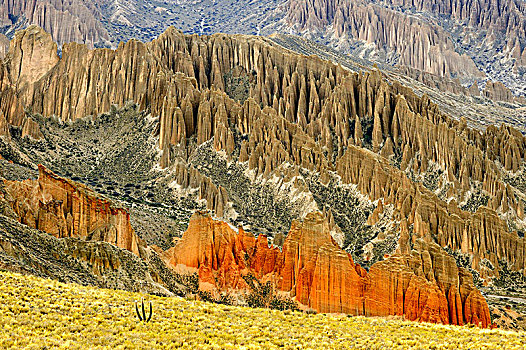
left=2, top=165, right=142, bottom=256
left=165, top=211, right=491, bottom=327
left=0, top=26, right=524, bottom=324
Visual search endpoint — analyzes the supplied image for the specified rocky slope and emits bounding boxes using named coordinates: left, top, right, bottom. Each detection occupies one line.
left=286, top=0, right=482, bottom=80
left=0, top=0, right=285, bottom=48
left=0, top=184, right=185, bottom=296
left=0, top=0, right=111, bottom=48
left=165, top=211, right=490, bottom=326
left=2, top=0, right=524, bottom=132
left=2, top=0, right=526, bottom=99
left=269, top=33, right=526, bottom=133
left=3, top=165, right=142, bottom=256
left=282, top=0, right=526, bottom=97
left=0, top=26, right=526, bottom=326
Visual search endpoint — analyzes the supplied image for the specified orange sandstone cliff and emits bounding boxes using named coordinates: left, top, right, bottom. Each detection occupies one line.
left=165, top=211, right=491, bottom=327
left=2, top=165, right=142, bottom=256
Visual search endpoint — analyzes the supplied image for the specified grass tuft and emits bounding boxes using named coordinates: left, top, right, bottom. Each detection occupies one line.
left=0, top=271, right=525, bottom=349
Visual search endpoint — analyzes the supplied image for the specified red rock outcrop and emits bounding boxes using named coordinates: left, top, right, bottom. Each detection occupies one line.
left=2, top=165, right=142, bottom=256
left=275, top=213, right=365, bottom=314
left=365, top=239, right=490, bottom=326
left=165, top=211, right=491, bottom=327
left=164, top=212, right=257, bottom=290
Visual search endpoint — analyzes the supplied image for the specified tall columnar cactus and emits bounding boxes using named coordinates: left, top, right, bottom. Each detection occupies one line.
left=135, top=299, right=153, bottom=322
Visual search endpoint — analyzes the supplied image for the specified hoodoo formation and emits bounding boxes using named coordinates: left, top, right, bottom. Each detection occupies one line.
left=0, top=25, right=525, bottom=328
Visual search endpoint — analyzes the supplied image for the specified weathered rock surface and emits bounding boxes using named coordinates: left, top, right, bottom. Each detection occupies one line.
left=4, top=25, right=59, bottom=95
left=284, top=0, right=526, bottom=97
left=483, top=81, right=526, bottom=104
left=1, top=26, right=525, bottom=327
left=0, top=0, right=110, bottom=48
left=0, top=212, right=184, bottom=296
left=165, top=211, right=491, bottom=327
left=1, top=26, right=524, bottom=279
left=0, top=33, right=8, bottom=59
left=2, top=164, right=143, bottom=256
left=286, top=0, right=483, bottom=79
left=366, top=239, right=490, bottom=326
left=3, top=0, right=526, bottom=100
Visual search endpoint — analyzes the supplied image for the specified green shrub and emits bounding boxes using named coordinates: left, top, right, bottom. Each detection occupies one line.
left=242, top=273, right=298, bottom=311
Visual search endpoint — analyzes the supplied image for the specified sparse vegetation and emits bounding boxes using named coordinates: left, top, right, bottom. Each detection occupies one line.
left=242, top=273, right=299, bottom=311
left=1, top=271, right=525, bottom=349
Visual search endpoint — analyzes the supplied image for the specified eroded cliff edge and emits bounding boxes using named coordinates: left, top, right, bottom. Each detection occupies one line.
left=0, top=26, right=525, bottom=327
left=165, top=211, right=490, bottom=326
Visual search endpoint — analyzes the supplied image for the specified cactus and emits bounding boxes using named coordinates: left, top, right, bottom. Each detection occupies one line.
left=135, top=299, right=153, bottom=322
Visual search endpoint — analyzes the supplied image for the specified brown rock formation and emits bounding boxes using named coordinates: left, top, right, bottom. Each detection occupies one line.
left=336, top=143, right=526, bottom=278
left=0, top=34, right=8, bottom=59
left=0, top=0, right=110, bottom=48
left=164, top=211, right=491, bottom=327
left=286, top=0, right=483, bottom=79
left=2, top=165, right=143, bottom=256
left=5, top=25, right=60, bottom=90
left=0, top=27, right=524, bottom=328
left=1, top=26, right=524, bottom=282
left=484, top=81, right=526, bottom=104
left=395, top=66, right=483, bottom=98
left=284, top=0, right=526, bottom=98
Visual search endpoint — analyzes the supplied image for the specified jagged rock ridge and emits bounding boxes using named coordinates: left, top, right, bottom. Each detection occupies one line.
left=3, top=165, right=143, bottom=257
left=283, top=0, right=526, bottom=97
left=1, top=25, right=525, bottom=278
left=1, top=26, right=526, bottom=326
left=165, top=211, right=491, bottom=327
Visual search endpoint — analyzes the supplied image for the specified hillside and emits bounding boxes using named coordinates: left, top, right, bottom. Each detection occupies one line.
left=1, top=25, right=526, bottom=329
left=2, top=0, right=526, bottom=102
left=0, top=270, right=525, bottom=349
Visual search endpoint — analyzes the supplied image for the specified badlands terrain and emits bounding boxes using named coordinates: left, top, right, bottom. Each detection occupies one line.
left=0, top=1, right=525, bottom=347
left=0, top=24, right=525, bottom=330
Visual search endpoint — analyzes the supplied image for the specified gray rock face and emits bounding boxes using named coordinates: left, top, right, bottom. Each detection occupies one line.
left=0, top=0, right=111, bottom=47
left=282, top=0, right=526, bottom=97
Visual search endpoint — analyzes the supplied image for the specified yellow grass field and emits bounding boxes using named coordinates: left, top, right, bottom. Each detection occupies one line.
left=0, top=271, right=525, bottom=349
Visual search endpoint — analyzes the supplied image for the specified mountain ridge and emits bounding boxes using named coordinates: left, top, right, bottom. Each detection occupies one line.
left=0, top=25, right=525, bottom=328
